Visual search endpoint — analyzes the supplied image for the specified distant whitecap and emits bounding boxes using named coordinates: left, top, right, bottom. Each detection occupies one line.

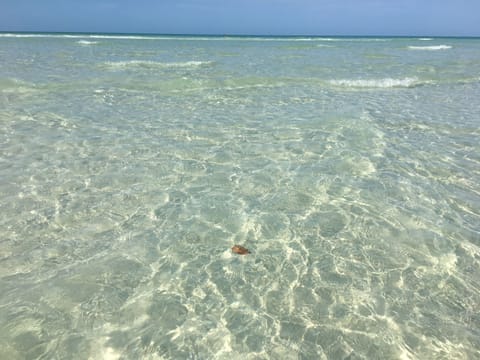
left=77, top=40, right=98, bottom=45
left=103, top=60, right=213, bottom=69
left=408, top=45, right=452, bottom=50
left=329, top=77, right=421, bottom=88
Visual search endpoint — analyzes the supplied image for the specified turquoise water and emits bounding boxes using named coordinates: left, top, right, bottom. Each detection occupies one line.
left=1, top=33, right=480, bottom=359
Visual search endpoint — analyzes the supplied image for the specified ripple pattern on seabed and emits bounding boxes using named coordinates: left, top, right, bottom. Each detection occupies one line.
left=1, top=35, right=480, bottom=360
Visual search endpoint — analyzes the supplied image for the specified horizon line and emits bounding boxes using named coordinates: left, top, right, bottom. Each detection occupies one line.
left=1, top=30, right=480, bottom=39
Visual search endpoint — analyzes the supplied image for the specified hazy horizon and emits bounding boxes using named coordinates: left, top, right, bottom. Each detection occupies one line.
left=1, top=31, right=479, bottom=39
left=1, top=0, right=479, bottom=37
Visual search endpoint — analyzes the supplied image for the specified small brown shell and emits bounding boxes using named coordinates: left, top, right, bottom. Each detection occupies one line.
left=232, top=245, right=250, bottom=255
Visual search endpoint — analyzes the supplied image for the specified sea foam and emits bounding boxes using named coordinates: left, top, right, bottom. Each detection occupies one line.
left=77, top=40, right=98, bottom=45
left=0, top=33, right=390, bottom=43
left=0, top=33, right=156, bottom=40
left=103, top=60, right=213, bottom=69
left=328, top=77, right=421, bottom=88
left=408, top=45, right=452, bottom=50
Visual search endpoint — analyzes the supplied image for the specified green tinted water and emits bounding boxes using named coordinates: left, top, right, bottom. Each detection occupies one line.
left=1, top=34, right=479, bottom=359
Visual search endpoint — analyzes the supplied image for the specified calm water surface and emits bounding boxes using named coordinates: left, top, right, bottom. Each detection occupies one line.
left=1, top=33, right=480, bottom=359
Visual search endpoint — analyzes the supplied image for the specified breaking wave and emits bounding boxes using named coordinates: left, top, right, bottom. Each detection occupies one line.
left=408, top=45, right=452, bottom=51
left=77, top=40, right=98, bottom=45
left=328, top=77, right=423, bottom=88
left=0, top=33, right=158, bottom=40
left=103, top=60, right=213, bottom=69
left=0, top=33, right=391, bottom=43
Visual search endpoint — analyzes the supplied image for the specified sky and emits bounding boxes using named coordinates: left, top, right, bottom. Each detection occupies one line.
left=1, top=0, right=479, bottom=36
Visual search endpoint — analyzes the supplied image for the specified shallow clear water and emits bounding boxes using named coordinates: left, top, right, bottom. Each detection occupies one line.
left=1, top=33, right=480, bottom=359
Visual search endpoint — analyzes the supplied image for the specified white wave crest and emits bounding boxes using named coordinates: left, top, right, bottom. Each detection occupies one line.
left=103, top=60, right=212, bottom=69
left=418, top=38, right=433, bottom=41
left=0, top=33, right=56, bottom=38
left=0, top=33, right=157, bottom=40
left=0, top=33, right=390, bottom=42
left=314, top=37, right=389, bottom=42
left=408, top=45, right=452, bottom=50
left=329, top=77, right=421, bottom=88
left=77, top=40, right=98, bottom=45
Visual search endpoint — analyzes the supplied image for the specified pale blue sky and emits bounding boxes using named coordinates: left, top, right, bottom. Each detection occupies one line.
left=1, top=0, right=479, bottom=36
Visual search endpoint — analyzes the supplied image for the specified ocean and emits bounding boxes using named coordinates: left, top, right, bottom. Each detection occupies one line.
left=1, top=33, right=479, bottom=359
